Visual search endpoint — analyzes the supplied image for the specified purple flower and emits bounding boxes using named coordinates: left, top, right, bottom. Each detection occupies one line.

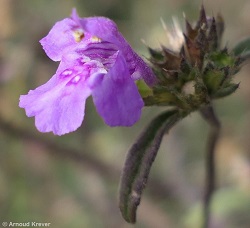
left=19, top=9, right=155, bottom=135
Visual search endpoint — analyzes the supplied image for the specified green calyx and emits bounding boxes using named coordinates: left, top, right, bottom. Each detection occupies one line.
left=140, top=5, right=244, bottom=112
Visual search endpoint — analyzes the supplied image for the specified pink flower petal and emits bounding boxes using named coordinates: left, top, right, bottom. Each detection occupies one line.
left=19, top=74, right=91, bottom=135
left=40, top=18, right=79, bottom=61
left=92, top=52, right=144, bottom=126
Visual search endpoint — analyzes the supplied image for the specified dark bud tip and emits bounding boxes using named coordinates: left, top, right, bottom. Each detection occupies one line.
left=208, top=17, right=218, bottom=51
left=185, top=19, right=197, bottom=40
left=196, top=4, right=208, bottom=30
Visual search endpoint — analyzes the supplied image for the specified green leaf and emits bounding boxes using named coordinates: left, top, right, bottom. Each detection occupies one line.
left=119, top=109, right=186, bottom=223
left=239, top=50, right=250, bottom=61
left=136, top=79, right=153, bottom=98
left=143, top=92, right=178, bottom=106
left=209, top=51, right=235, bottom=68
left=148, top=47, right=164, bottom=61
left=212, top=83, right=239, bottom=99
left=233, top=37, right=250, bottom=56
left=203, top=69, right=225, bottom=93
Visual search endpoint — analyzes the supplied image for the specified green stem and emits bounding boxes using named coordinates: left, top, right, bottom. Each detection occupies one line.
left=119, top=109, right=187, bottom=223
left=200, top=105, right=221, bottom=228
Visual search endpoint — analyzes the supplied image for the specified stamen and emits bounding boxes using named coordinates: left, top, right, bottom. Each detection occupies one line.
left=91, top=36, right=102, bottom=42
left=73, top=29, right=84, bottom=42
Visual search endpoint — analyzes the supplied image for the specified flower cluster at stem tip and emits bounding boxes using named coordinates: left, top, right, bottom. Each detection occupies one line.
left=140, top=5, right=242, bottom=112
left=20, top=6, right=244, bottom=136
left=19, top=9, right=156, bottom=135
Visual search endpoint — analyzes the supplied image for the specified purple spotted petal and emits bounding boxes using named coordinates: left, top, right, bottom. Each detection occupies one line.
left=92, top=52, right=144, bottom=126
left=19, top=73, right=91, bottom=135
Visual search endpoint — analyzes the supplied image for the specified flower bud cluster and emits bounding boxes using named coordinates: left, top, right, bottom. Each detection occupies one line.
left=142, top=6, right=242, bottom=111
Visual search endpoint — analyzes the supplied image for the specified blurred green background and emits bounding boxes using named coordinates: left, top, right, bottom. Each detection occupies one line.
left=1, top=0, right=250, bottom=227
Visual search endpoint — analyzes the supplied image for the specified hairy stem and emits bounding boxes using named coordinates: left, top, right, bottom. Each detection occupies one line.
left=200, top=105, right=221, bottom=228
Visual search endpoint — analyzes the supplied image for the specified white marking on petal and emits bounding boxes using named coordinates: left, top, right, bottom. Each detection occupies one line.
left=81, top=56, right=91, bottom=63
left=61, top=70, right=73, bottom=76
left=99, top=68, right=108, bottom=74
left=71, top=75, right=81, bottom=83
left=131, top=71, right=141, bottom=80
